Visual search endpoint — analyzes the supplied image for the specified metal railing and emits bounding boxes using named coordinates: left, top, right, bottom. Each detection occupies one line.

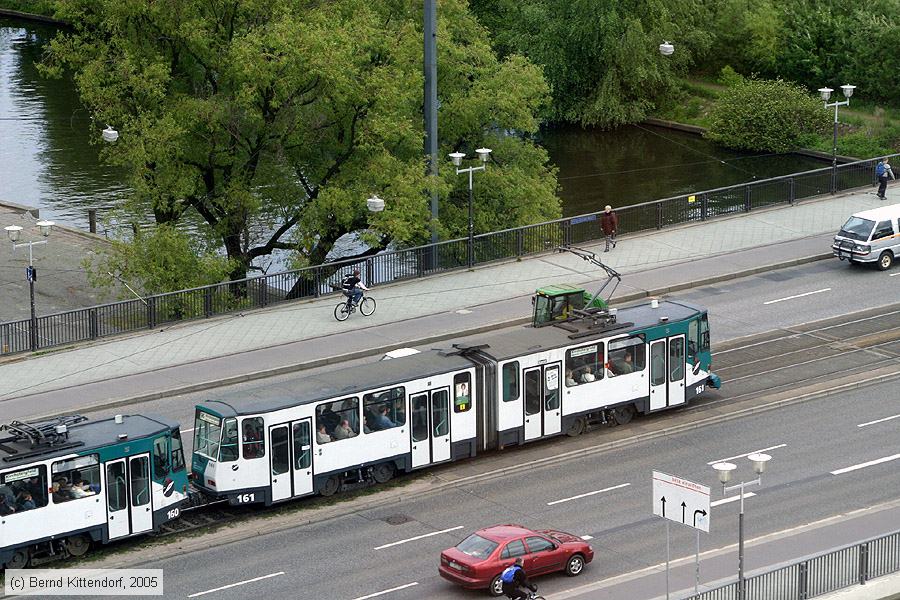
left=685, top=527, right=900, bottom=600
left=1, top=154, right=896, bottom=356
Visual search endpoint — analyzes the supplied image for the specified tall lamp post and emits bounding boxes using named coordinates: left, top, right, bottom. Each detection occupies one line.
left=712, top=453, right=773, bottom=600
left=449, top=148, right=491, bottom=269
left=4, top=220, right=55, bottom=352
left=818, top=84, right=856, bottom=194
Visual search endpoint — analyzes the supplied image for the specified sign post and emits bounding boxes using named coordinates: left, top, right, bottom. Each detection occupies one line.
left=652, top=471, right=711, bottom=597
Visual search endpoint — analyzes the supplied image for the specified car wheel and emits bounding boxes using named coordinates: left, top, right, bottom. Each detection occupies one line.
left=565, top=553, right=586, bottom=576
left=489, top=574, right=504, bottom=597
left=878, top=251, right=894, bottom=271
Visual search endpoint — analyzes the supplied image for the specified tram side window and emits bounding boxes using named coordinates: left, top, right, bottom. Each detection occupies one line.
left=51, top=454, right=101, bottom=503
left=316, top=397, right=360, bottom=443
left=651, top=343, right=667, bottom=386
left=0, top=465, right=48, bottom=514
left=502, top=362, right=519, bottom=402
left=152, top=436, right=169, bottom=479
left=608, top=336, right=646, bottom=375
left=700, top=315, right=710, bottom=353
left=364, top=387, right=406, bottom=432
left=242, top=417, right=265, bottom=459
left=566, top=342, right=605, bottom=386
left=106, top=462, right=126, bottom=512
left=218, top=418, right=239, bottom=462
left=688, top=319, right=700, bottom=359
left=171, top=430, right=186, bottom=471
left=454, top=373, right=472, bottom=413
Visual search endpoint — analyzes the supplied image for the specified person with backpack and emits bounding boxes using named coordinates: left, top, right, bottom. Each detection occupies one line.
left=876, top=158, right=895, bottom=200
left=500, top=557, right=537, bottom=600
left=340, top=268, right=369, bottom=306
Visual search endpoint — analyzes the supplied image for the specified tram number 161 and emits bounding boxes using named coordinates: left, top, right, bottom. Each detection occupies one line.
left=235, top=493, right=256, bottom=504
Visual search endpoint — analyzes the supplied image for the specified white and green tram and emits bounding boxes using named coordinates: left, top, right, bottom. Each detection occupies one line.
left=191, top=299, right=719, bottom=506
left=0, top=414, right=189, bottom=569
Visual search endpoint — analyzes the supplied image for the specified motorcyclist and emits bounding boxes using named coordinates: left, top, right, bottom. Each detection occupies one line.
left=500, top=557, right=536, bottom=600
left=340, top=268, right=369, bottom=306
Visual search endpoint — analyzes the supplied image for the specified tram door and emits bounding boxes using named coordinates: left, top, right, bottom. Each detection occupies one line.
left=291, top=420, right=314, bottom=497
left=270, top=425, right=292, bottom=502
left=649, top=336, right=687, bottom=410
left=105, top=454, right=153, bottom=541
left=410, top=389, right=451, bottom=469
left=523, top=364, right=562, bottom=441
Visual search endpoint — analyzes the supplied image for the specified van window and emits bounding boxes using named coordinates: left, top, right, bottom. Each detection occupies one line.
left=839, top=217, right=874, bottom=242
left=872, top=220, right=895, bottom=241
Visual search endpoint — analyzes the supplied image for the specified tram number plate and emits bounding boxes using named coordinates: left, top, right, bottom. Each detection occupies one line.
left=166, top=508, right=180, bottom=520
left=695, top=384, right=705, bottom=395
left=235, top=493, right=256, bottom=504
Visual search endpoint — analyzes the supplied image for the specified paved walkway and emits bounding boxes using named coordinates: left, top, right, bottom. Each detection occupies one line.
left=0, top=187, right=892, bottom=410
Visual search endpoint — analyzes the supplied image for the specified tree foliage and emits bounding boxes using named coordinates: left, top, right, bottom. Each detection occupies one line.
left=706, top=78, right=830, bottom=153
left=41, top=0, right=557, bottom=288
left=469, top=0, right=713, bottom=128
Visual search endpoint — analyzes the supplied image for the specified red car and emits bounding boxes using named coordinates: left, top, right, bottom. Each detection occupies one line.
left=439, top=524, right=594, bottom=596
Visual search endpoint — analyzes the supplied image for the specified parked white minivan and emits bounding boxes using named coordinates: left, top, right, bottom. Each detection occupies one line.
left=833, top=204, right=900, bottom=270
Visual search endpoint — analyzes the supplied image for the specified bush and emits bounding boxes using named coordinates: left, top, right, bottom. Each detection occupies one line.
left=706, top=78, right=830, bottom=153
left=718, top=66, right=744, bottom=88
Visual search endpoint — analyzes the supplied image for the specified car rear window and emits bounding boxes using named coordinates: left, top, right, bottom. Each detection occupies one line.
left=456, top=534, right=499, bottom=559
left=839, top=217, right=875, bottom=242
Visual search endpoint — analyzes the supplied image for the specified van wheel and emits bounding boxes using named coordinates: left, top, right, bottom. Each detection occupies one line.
left=878, top=251, right=894, bottom=271
left=566, top=417, right=586, bottom=437
left=489, top=574, right=504, bottom=597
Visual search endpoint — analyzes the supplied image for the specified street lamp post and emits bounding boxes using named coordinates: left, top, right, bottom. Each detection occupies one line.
left=449, top=148, right=491, bottom=269
left=712, top=453, right=772, bottom=600
left=4, top=220, right=55, bottom=352
left=818, top=84, right=856, bottom=194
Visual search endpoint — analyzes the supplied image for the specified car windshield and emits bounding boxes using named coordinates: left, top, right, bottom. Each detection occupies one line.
left=839, top=217, right=874, bottom=242
left=456, top=534, right=499, bottom=560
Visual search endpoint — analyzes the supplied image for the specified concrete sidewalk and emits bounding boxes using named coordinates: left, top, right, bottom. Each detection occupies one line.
left=0, top=187, right=892, bottom=409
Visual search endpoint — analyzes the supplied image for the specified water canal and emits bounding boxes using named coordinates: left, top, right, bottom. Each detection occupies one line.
left=1, top=16, right=828, bottom=232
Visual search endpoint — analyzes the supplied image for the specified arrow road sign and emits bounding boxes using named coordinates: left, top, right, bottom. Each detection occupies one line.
left=652, top=471, right=711, bottom=533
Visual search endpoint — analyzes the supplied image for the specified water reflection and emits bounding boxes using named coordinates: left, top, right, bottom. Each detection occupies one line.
left=0, top=18, right=126, bottom=230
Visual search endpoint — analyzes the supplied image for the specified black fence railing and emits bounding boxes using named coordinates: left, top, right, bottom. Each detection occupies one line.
left=685, top=527, right=900, bottom=600
left=1, top=154, right=895, bottom=357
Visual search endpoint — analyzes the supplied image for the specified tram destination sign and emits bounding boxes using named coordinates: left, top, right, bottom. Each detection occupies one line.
left=652, top=471, right=710, bottom=533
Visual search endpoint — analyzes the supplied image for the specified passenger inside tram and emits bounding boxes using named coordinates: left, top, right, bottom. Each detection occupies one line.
left=316, top=424, right=332, bottom=444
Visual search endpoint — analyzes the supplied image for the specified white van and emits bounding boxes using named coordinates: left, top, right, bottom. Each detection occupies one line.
left=833, top=204, right=900, bottom=270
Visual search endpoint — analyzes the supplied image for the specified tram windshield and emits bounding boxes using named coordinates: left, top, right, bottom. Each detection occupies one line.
left=838, top=217, right=874, bottom=242
left=193, top=411, right=223, bottom=460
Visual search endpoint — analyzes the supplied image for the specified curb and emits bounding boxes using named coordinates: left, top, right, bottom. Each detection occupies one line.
left=23, top=251, right=833, bottom=421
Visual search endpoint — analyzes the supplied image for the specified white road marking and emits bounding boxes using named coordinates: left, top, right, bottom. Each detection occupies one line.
left=889, top=272, right=900, bottom=277
left=351, top=582, right=419, bottom=600
left=831, top=453, right=900, bottom=475
left=763, top=288, right=831, bottom=305
left=858, top=414, right=900, bottom=428
left=546, top=483, right=631, bottom=506
left=710, top=492, right=756, bottom=507
left=188, top=572, right=285, bottom=598
left=580, top=535, right=593, bottom=540
left=456, top=309, right=473, bottom=314
left=181, top=428, right=194, bottom=434
left=374, top=526, right=465, bottom=550
left=707, top=444, right=787, bottom=465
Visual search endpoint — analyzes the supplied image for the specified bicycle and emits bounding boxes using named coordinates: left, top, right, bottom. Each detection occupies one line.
left=333, top=289, right=376, bottom=321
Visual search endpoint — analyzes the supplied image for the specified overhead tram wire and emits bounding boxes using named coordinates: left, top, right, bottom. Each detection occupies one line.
left=633, top=122, right=762, bottom=178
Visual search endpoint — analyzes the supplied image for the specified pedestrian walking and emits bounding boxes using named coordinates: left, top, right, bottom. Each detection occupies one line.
left=876, top=158, right=895, bottom=200
left=600, top=205, right=618, bottom=252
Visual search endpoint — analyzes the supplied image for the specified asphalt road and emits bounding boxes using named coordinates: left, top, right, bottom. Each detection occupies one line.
left=93, top=377, right=900, bottom=600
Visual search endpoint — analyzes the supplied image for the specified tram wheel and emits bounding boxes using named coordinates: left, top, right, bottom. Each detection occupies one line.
left=565, top=417, right=586, bottom=437
left=65, top=534, right=91, bottom=557
left=5, top=548, right=30, bottom=569
left=372, top=462, right=395, bottom=484
left=319, top=475, right=342, bottom=497
left=611, top=405, right=635, bottom=426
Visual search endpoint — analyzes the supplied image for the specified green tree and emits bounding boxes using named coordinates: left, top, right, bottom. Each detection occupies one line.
left=702, top=0, right=781, bottom=76
left=706, top=78, right=829, bottom=152
left=42, top=0, right=557, bottom=288
left=469, top=0, right=713, bottom=128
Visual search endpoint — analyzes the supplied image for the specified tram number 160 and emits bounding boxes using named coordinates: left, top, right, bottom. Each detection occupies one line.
left=235, top=493, right=256, bottom=504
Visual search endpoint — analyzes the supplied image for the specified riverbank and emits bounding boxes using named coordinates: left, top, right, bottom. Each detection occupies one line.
left=0, top=5, right=63, bottom=24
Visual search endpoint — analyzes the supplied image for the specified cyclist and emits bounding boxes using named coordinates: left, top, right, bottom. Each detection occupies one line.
left=340, top=269, right=369, bottom=306
left=500, top=557, right=537, bottom=600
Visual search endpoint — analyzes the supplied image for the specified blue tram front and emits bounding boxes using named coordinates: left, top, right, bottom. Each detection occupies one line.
left=0, top=414, right=189, bottom=569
